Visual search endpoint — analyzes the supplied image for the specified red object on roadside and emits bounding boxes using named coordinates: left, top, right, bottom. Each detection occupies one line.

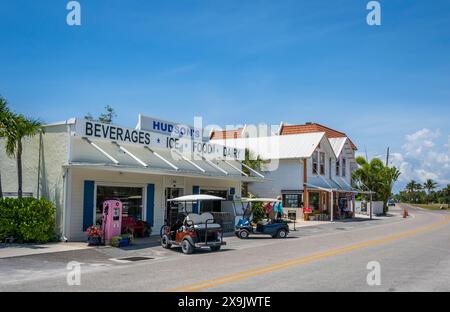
left=304, top=207, right=312, bottom=214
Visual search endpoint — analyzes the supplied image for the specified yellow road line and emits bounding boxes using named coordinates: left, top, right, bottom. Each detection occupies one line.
left=170, top=215, right=450, bottom=292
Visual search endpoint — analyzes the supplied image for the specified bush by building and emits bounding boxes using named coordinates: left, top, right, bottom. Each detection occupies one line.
left=0, top=197, right=56, bottom=243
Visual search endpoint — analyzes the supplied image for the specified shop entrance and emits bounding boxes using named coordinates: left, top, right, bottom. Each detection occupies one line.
left=165, top=187, right=184, bottom=226
left=96, top=185, right=143, bottom=226
left=200, top=189, right=227, bottom=213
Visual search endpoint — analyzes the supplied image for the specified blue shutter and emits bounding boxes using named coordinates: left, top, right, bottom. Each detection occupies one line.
left=229, top=187, right=235, bottom=196
left=146, top=184, right=155, bottom=226
left=83, top=180, right=95, bottom=231
left=192, top=185, right=200, bottom=213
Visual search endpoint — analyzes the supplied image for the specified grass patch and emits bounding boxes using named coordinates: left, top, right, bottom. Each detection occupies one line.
left=415, top=204, right=449, bottom=210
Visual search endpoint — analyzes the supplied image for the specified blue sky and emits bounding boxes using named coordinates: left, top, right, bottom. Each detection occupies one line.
left=1, top=0, right=450, bottom=191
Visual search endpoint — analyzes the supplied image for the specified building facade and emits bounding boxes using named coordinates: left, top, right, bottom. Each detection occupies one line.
left=211, top=123, right=359, bottom=220
left=0, top=116, right=262, bottom=241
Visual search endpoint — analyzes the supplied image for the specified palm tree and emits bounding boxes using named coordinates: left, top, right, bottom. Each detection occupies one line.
left=423, top=179, right=438, bottom=204
left=4, top=113, right=43, bottom=199
left=405, top=180, right=422, bottom=203
left=0, top=97, right=16, bottom=199
left=423, top=179, right=437, bottom=194
left=352, top=156, right=401, bottom=213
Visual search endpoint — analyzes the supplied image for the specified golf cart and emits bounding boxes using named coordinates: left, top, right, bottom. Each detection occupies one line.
left=234, top=198, right=290, bottom=239
left=160, top=194, right=226, bottom=254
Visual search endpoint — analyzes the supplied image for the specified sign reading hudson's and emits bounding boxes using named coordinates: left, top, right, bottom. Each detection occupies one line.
left=77, top=119, right=243, bottom=160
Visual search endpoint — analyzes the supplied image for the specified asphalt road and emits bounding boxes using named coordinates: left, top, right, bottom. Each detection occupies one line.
left=1, top=205, right=449, bottom=292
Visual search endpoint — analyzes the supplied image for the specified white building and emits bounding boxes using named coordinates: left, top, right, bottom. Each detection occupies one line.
left=0, top=116, right=263, bottom=241
left=211, top=122, right=359, bottom=220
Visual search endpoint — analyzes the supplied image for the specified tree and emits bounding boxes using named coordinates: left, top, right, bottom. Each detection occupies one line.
left=85, top=105, right=117, bottom=124
left=241, top=148, right=267, bottom=196
left=423, top=179, right=438, bottom=203
left=0, top=97, right=16, bottom=199
left=352, top=156, right=401, bottom=214
left=405, top=180, right=422, bottom=203
left=4, top=113, right=44, bottom=199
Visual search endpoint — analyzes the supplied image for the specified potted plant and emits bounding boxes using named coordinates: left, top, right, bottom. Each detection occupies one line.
left=86, top=225, right=102, bottom=246
left=111, top=234, right=133, bottom=247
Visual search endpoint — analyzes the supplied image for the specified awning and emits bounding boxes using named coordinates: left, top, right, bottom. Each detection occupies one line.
left=67, top=137, right=265, bottom=182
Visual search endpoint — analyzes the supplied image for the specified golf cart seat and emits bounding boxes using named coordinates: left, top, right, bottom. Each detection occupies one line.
left=185, top=213, right=221, bottom=230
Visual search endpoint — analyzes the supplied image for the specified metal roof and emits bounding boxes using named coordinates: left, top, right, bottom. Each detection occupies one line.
left=213, top=132, right=335, bottom=159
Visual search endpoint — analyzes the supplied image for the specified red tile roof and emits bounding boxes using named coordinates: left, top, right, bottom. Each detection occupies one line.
left=210, top=129, right=243, bottom=140
left=280, top=123, right=357, bottom=150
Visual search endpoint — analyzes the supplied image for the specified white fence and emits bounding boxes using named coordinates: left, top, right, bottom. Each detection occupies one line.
left=355, top=201, right=384, bottom=215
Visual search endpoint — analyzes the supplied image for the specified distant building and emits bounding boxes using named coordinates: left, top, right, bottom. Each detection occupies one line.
left=211, top=122, right=359, bottom=220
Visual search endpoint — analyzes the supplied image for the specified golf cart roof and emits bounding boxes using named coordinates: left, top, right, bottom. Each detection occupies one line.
left=167, top=194, right=226, bottom=202
left=240, top=198, right=282, bottom=203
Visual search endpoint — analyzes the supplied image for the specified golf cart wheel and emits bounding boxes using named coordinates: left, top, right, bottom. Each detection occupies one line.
left=161, top=234, right=172, bottom=249
left=238, top=229, right=250, bottom=239
left=277, top=229, right=288, bottom=239
left=181, top=239, right=194, bottom=254
left=210, top=246, right=221, bottom=252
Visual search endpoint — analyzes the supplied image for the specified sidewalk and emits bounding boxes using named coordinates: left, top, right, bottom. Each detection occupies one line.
left=0, top=242, right=93, bottom=259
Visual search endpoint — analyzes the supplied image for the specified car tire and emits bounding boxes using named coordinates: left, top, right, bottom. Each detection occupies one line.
left=161, top=234, right=172, bottom=249
left=210, top=246, right=221, bottom=252
left=181, top=239, right=194, bottom=254
left=238, top=229, right=250, bottom=239
left=277, top=229, right=288, bottom=239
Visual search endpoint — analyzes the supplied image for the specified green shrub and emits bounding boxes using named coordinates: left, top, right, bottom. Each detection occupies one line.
left=251, top=202, right=266, bottom=223
left=0, top=197, right=56, bottom=243
left=0, top=198, right=18, bottom=240
left=111, top=236, right=121, bottom=247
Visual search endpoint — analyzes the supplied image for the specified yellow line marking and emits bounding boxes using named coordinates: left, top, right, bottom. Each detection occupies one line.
left=170, top=215, right=450, bottom=292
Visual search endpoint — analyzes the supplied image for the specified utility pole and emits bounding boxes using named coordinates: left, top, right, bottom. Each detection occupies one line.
left=385, top=147, right=390, bottom=167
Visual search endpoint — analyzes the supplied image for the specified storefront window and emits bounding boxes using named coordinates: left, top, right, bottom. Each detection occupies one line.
left=309, top=192, right=320, bottom=211
left=96, top=186, right=143, bottom=225
left=282, top=193, right=303, bottom=208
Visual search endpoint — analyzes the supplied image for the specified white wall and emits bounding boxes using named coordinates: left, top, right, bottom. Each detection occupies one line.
left=249, top=159, right=303, bottom=198
left=355, top=201, right=384, bottom=215
left=0, top=124, right=69, bottom=234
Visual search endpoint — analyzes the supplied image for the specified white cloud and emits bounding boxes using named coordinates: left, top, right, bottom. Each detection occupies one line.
left=391, top=128, right=450, bottom=188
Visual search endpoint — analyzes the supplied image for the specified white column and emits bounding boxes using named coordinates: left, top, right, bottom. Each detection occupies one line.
left=330, top=191, right=334, bottom=222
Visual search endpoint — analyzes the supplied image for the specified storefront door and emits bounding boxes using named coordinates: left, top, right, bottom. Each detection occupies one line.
left=165, top=187, right=184, bottom=226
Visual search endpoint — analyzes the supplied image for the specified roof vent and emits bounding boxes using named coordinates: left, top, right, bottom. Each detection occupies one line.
left=305, top=122, right=313, bottom=125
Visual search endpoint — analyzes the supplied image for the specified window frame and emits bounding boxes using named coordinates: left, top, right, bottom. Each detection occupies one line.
left=282, top=193, right=303, bottom=208
left=336, top=157, right=341, bottom=177
left=312, top=151, right=319, bottom=175
left=319, top=152, right=326, bottom=175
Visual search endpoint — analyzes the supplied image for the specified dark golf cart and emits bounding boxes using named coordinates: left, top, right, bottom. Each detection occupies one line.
left=160, top=194, right=226, bottom=254
left=234, top=198, right=290, bottom=239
